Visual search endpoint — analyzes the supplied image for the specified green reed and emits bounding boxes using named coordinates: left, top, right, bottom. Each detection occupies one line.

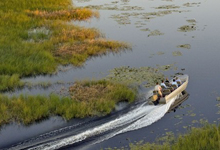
left=0, top=0, right=129, bottom=90
left=0, top=80, right=136, bottom=126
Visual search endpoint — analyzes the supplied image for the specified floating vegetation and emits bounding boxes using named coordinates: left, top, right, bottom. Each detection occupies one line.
left=86, top=5, right=144, bottom=11
left=25, top=81, right=52, bottom=89
left=148, top=30, right=164, bottom=37
left=154, top=5, right=180, bottom=9
left=111, top=14, right=131, bottom=25
left=140, top=28, right=150, bottom=32
left=216, top=97, right=220, bottom=101
left=190, top=113, right=196, bottom=117
left=178, top=25, right=196, bottom=32
left=186, top=19, right=197, bottom=23
left=174, top=115, right=181, bottom=118
left=107, top=5, right=188, bottom=26
left=177, top=44, right=191, bottom=49
left=157, top=51, right=165, bottom=55
left=183, top=2, right=201, bottom=7
left=192, top=120, right=199, bottom=124
left=106, top=66, right=174, bottom=87
left=156, top=64, right=175, bottom=71
left=172, top=51, right=182, bottom=56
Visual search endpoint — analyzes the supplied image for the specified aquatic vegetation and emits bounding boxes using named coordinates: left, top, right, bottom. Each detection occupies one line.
left=178, top=25, right=196, bottom=32
left=216, top=97, right=220, bottom=101
left=190, top=113, right=196, bottom=117
left=26, top=8, right=99, bottom=21
left=106, top=66, right=167, bottom=87
left=183, top=2, right=201, bottom=7
left=157, top=52, right=165, bottom=55
left=0, top=0, right=130, bottom=90
left=0, top=75, right=24, bottom=92
left=0, top=80, right=136, bottom=126
left=25, top=81, right=52, bottom=89
left=140, top=28, right=150, bottom=32
left=172, top=51, right=182, bottom=56
left=95, top=0, right=188, bottom=27
left=113, top=124, right=220, bottom=150
left=69, top=80, right=136, bottom=103
left=148, top=30, right=164, bottom=37
left=156, top=64, right=175, bottom=71
left=154, top=5, right=180, bottom=9
left=186, top=19, right=196, bottom=23
left=177, top=44, right=191, bottom=49
left=86, top=4, right=144, bottom=11
left=111, top=14, right=131, bottom=25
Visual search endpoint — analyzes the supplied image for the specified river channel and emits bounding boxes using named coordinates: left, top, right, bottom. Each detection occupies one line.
left=1, top=0, right=220, bottom=149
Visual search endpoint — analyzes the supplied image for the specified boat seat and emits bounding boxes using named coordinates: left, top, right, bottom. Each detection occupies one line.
left=161, top=85, right=166, bottom=89
left=177, top=81, right=181, bottom=86
left=165, top=82, right=170, bottom=86
left=171, top=84, right=177, bottom=89
left=162, top=89, right=171, bottom=95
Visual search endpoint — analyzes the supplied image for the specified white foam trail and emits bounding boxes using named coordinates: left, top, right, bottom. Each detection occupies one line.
left=29, top=96, right=177, bottom=150
left=93, top=96, right=176, bottom=144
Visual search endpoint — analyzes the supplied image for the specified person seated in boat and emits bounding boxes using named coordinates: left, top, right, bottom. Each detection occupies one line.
left=155, top=82, right=163, bottom=97
left=175, top=77, right=182, bottom=86
left=160, top=80, right=168, bottom=89
left=161, top=79, right=173, bottom=94
left=165, top=77, right=170, bottom=83
left=171, top=79, right=178, bottom=89
left=165, top=77, right=171, bottom=86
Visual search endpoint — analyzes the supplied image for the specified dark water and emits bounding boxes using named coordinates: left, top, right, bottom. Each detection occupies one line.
left=1, top=0, right=220, bottom=149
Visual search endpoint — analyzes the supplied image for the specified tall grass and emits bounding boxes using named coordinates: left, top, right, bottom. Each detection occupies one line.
left=0, top=74, right=24, bottom=91
left=0, top=80, right=136, bottom=127
left=0, top=0, right=129, bottom=90
left=115, top=124, right=220, bottom=150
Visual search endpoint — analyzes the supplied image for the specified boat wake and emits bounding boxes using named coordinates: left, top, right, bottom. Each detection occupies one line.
left=24, top=96, right=177, bottom=150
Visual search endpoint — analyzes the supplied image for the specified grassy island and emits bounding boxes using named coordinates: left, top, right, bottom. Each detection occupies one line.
left=0, top=0, right=130, bottom=91
left=0, top=80, right=136, bottom=126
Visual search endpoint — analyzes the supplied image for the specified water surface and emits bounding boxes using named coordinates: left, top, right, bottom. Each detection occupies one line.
left=1, top=0, right=220, bottom=149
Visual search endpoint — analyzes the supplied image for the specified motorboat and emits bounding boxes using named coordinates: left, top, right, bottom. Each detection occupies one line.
left=148, top=75, right=189, bottom=107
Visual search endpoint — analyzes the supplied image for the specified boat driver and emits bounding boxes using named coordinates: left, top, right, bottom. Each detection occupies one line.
left=155, top=82, right=163, bottom=97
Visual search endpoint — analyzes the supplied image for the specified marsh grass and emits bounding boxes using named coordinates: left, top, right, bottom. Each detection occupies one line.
left=0, top=0, right=129, bottom=89
left=0, top=80, right=136, bottom=127
left=113, top=124, right=220, bottom=150
left=0, top=74, right=24, bottom=91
